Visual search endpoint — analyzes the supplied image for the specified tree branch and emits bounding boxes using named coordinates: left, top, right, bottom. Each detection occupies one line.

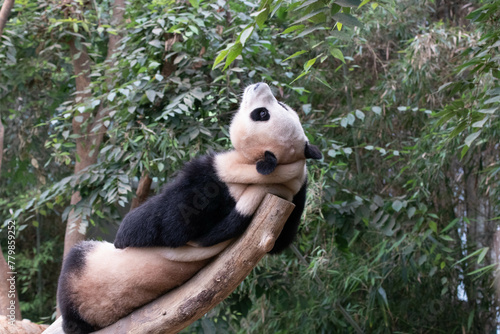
left=0, top=0, right=14, bottom=38
left=44, top=194, right=295, bottom=334
left=130, top=172, right=152, bottom=211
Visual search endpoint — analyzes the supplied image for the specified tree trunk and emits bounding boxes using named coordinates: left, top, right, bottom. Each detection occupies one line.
left=62, top=0, right=126, bottom=258
left=462, top=146, right=496, bottom=331
left=0, top=0, right=15, bottom=37
left=0, top=115, right=22, bottom=320
left=0, top=247, right=22, bottom=320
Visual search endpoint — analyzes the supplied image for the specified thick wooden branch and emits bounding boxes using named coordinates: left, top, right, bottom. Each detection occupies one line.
left=0, top=0, right=14, bottom=38
left=45, top=194, right=294, bottom=334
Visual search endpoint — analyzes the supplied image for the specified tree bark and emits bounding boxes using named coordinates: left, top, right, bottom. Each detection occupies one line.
left=0, top=247, right=22, bottom=320
left=0, top=0, right=14, bottom=37
left=130, top=173, right=152, bottom=210
left=44, top=194, right=295, bottom=334
left=62, top=0, right=126, bottom=258
left=0, top=315, right=47, bottom=333
left=0, top=111, right=22, bottom=321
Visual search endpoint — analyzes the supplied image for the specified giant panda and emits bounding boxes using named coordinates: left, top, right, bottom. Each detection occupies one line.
left=57, top=82, right=322, bottom=334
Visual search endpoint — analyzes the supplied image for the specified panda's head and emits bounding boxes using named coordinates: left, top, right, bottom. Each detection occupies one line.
left=230, top=83, right=322, bottom=174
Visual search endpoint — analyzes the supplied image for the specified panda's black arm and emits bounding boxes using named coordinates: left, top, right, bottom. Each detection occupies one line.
left=114, top=190, right=191, bottom=249
left=268, top=179, right=307, bottom=254
left=193, top=209, right=252, bottom=247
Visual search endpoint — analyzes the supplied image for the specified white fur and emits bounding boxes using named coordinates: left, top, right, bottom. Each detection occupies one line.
left=230, top=83, right=308, bottom=164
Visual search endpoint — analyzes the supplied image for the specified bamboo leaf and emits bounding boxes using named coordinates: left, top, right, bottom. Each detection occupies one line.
left=334, top=0, right=361, bottom=7
left=332, top=13, right=363, bottom=27
left=464, top=130, right=481, bottom=147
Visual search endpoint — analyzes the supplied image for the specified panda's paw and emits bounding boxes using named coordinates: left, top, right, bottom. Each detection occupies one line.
left=256, top=151, right=277, bottom=175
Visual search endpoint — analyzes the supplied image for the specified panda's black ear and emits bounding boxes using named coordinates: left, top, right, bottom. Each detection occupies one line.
left=305, top=143, right=322, bottom=160
left=256, top=151, right=278, bottom=175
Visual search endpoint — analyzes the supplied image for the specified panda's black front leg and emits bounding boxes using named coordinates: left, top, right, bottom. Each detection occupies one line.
left=268, top=179, right=307, bottom=254
left=194, top=209, right=252, bottom=247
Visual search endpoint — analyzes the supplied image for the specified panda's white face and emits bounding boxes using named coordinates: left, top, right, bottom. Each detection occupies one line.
left=230, top=83, right=308, bottom=164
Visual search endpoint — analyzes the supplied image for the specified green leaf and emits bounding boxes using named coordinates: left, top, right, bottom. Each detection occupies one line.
left=392, top=200, right=403, bottom=212
left=334, top=0, right=361, bottom=7
left=478, top=107, right=497, bottom=114
left=407, top=206, right=416, bottom=218
left=239, top=26, right=254, bottom=46
left=283, top=50, right=308, bottom=62
left=467, top=263, right=496, bottom=276
left=148, top=40, right=162, bottom=48
left=439, top=235, right=454, bottom=242
left=304, top=57, right=317, bottom=71
left=188, top=0, right=199, bottom=8
left=290, top=70, right=308, bottom=84
left=378, top=287, right=389, bottom=307
left=358, top=0, right=371, bottom=8
left=372, top=106, right=382, bottom=115
left=223, top=43, right=243, bottom=70
left=146, top=90, right=156, bottom=103
left=295, top=0, right=321, bottom=11
left=485, top=95, right=500, bottom=104
left=330, top=48, right=345, bottom=63
left=292, top=8, right=327, bottom=25
left=256, top=7, right=270, bottom=28
left=454, top=248, right=486, bottom=265
left=429, top=221, right=437, bottom=233
left=472, top=117, right=488, bottom=128
left=332, top=13, right=363, bottom=27
left=281, top=25, right=304, bottom=35
left=355, top=109, right=365, bottom=120
left=107, top=92, right=116, bottom=102
left=477, top=247, right=489, bottom=264
left=460, top=145, right=469, bottom=159
left=213, top=49, right=229, bottom=69
left=441, top=218, right=459, bottom=234
left=464, top=130, right=481, bottom=147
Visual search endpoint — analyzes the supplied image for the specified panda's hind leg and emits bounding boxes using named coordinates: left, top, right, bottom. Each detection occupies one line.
left=58, top=241, right=98, bottom=334
left=62, top=310, right=96, bottom=334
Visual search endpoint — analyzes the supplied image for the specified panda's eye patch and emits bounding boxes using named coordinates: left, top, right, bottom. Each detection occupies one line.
left=250, top=107, right=270, bottom=122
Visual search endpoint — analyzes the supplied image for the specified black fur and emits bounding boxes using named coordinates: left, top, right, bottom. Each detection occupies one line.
left=58, top=242, right=98, bottom=334
left=114, top=154, right=253, bottom=249
left=256, top=151, right=277, bottom=175
left=114, top=152, right=306, bottom=252
left=269, top=180, right=307, bottom=254
left=305, top=142, right=322, bottom=160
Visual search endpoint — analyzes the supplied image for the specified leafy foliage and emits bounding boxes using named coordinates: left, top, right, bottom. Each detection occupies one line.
left=0, top=0, right=499, bottom=332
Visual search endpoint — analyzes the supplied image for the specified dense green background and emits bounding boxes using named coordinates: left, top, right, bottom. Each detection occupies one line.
left=1, top=0, right=499, bottom=332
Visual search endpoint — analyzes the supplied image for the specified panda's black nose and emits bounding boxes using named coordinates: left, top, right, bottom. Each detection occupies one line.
left=254, top=83, right=261, bottom=90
